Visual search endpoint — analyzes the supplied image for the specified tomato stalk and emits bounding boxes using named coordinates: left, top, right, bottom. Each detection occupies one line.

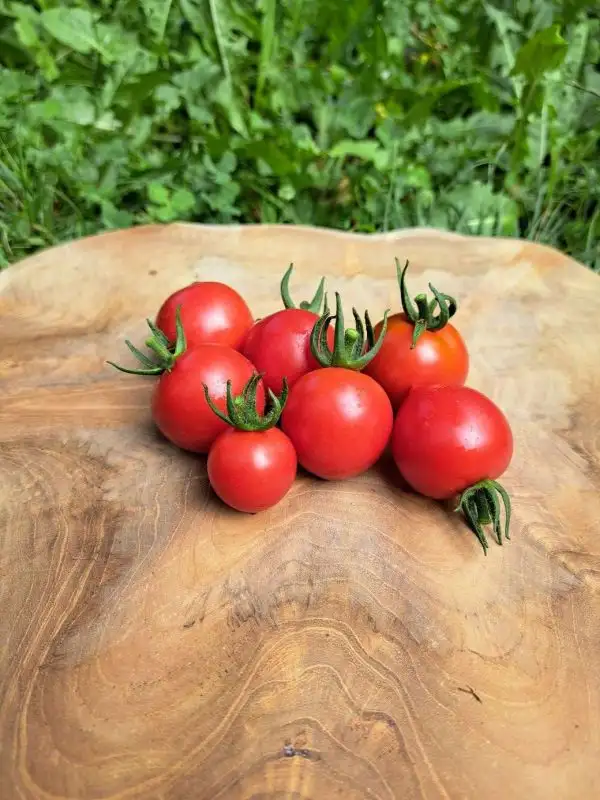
left=456, top=479, right=512, bottom=554
left=204, top=374, right=288, bottom=431
left=397, top=259, right=458, bottom=348
left=280, top=264, right=328, bottom=313
left=107, top=307, right=186, bottom=375
left=311, top=292, right=389, bottom=370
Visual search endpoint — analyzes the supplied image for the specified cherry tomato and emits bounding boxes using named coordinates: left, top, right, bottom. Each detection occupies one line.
left=243, top=308, right=334, bottom=394
left=156, top=282, right=253, bottom=351
left=391, top=385, right=513, bottom=500
left=365, top=313, right=469, bottom=409
left=208, top=427, right=297, bottom=512
left=281, top=368, right=393, bottom=480
left=152, top=345, right=265, bottom=453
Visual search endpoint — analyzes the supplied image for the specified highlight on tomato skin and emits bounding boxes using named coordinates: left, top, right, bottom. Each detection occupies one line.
left=391, top=384, right=513, bottom=552
left=364, top=259, right=469, bottom=410
left=156, top=281, right=253, bottom=352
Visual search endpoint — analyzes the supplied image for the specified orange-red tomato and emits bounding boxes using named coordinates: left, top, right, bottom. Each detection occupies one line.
left=364, top=313, right=469, bottom=410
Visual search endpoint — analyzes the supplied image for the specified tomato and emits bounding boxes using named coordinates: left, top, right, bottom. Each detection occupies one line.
left=392, top=385, right=513, bottom=550
left=208, top=427, right=297, bottom=512
left=150, top=345, right=264, bottom=453
left=108, top=316, right=264, bottom=453
left=243, top=308, right=334, bottom=394
left=281, top=368, right=393, bottom=479
left=279, top=292, right=393, bottom=480
left=364, top=260, right=468, bottom=409
left=242, top=264, right=332, bottom=394
left=365, top=313, right=468, bottom=409
left=156, top=281, right=253, bottom=351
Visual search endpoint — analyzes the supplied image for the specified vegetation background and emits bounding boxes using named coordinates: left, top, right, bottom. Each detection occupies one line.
left=0, top=0, right=598, bottom=270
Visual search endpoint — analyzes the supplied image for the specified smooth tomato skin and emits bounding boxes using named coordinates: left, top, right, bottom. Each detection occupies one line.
left=156, top=282, right=253, bottom=351
left=391, top=385, right=513, bottom=500
left=364, top=313, right=469, bottom=410
left=208, top=427, right=297, bottom=513
left=242, top=309, right=334, bottom=394
left=151, top=345, right=265, bottom=453
left=281, top=367, right=393, bottom=480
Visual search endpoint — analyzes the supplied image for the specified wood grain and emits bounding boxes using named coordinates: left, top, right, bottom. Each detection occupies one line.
left=1, top=224, right=599, bottom=800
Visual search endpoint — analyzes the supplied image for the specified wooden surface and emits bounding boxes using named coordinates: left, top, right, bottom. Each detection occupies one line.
left=1, top=224, right=599, bottom=800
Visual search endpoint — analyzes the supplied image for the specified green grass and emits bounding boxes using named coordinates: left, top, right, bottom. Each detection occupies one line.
left=0, top=0, right=599, bottom=270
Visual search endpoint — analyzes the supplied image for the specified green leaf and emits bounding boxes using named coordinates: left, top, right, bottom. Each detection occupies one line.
left=148, top=182, right=170, bottom=205
left=511, top=26, right=568, bottom=81
left=41, top=8, right=107, bottom=57
left=141, top=0, right=173, bottom=42
left=329, top=140, right=388, bottom=170
left=170, top=188, right=195, bottom=213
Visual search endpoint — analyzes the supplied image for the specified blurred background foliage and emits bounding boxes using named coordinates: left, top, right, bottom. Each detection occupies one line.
left=0, top=0, right=598, bottom=269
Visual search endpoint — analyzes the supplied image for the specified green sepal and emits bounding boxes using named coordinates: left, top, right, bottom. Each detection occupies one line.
left=310, top=292, right=389, bottom=371
left=280, top=263, right=327, bottom=314
left=456, top=479, right=512, bottom=554
left=396, top=258, right=458, bottom=348
left=107, top=306, right=186, bottom=375
left=203, top=374, right=288, bottom=432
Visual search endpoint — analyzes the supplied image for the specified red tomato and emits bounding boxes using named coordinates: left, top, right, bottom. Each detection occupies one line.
left=281, top=368, right=393, bottom=480
left=208, top=427, right=297, bottom=512
left=243, top=308, right=334, bottom=394
left=156, top=282, right=253, bottom=351
left=365, top=313, right=469, bottom=409
left=152, top=345, right=265, bottom=453
left=391, top=385, right=513, bottom=500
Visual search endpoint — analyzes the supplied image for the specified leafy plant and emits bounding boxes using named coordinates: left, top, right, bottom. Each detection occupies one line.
left=0, top=0, right=598, bottom=270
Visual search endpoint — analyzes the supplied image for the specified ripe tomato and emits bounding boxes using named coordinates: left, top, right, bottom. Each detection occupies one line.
left=365, top=314, right=468, bottom=409
left=280, top=292, right=393, bottom=480
left=208, top=427, right=297, bottom=512
left=151, top=345, right=264, bottom=453
left=392, top=385, right=513, bottom=551
left=156, top=281, right=253, bottom=351
left=108, top=316, right=264, bottom=453
left=281, top=368, right=393, bottom=479
left=242, top=264, right=332, bottom=394
left=364, top=260, right=468, bottom=409
left=243, top=308, right=334, bottom=394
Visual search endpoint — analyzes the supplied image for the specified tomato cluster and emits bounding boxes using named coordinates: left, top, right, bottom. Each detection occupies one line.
left=109, top=260, right=513, bottom=554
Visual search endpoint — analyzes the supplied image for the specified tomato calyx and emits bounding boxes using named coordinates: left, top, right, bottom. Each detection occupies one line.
left=311, top=292, right=389, bottom=371
left=107, top=307, right=186, bottom=375
left=456, top=479, right=512, bottom=554
left=280, top=264, right=328, bottom=314
left=397, top=258, right=458, bottom=348
left=204, top=374, right=288, bottom=432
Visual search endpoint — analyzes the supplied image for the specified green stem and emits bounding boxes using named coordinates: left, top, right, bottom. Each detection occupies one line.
left=310, top=292, right=389, bottom=370
left=396, top=258, right=458, bottom=348
left=456, top=479, right=512, bottom=554
left=107, top=306, right=186, bottom=376
left=280, top=263, right=327, bottom=313
left=203, top=374, right=288, bottom=431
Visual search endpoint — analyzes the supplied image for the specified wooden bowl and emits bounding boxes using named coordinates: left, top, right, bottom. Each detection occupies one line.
left=1, top=224, right=599, bottom=799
